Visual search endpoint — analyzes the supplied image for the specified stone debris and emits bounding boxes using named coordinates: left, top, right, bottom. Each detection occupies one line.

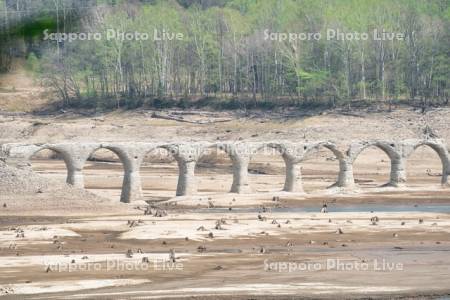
left=215, top=221, right=224, bottom=230
left=371, top=216, right=379, bottom=225
left=126, top=249, right=133, bottom=258
left=143, top=206, right=167, bottom=217
left=197, top=245, right=207, bottom=253
left=169, top=249, right=176, bottom=263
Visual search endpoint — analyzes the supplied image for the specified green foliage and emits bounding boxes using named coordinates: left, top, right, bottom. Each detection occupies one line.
left=8, top=0, right=448, bottom=109
left=25, top=53, right=41, bottom=73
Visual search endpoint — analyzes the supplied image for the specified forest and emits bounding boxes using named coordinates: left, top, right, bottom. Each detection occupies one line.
left=0, top=0, right=449, bottom=110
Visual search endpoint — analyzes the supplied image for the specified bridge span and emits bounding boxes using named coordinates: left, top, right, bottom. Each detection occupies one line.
left=1, top=139, right=449, bottom=203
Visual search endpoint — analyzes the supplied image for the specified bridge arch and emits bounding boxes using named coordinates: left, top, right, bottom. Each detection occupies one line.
left=195, top=143, right=234, bottom=193
left=139, top=145, right=179, bottom=200
left=29, top=146, right=73, bottom=185
left=406, top=141, right=449, bottom=186
left=348, top=141, right=404, bottom=186
left=302, top=142, right=345, bottom=190
left=83, top=145, right=131, bottom=202
left=247, top=142, right=290, bottom=193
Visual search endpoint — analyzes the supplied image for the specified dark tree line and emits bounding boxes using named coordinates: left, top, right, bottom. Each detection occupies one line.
left=1, top=0, right=449, bottom=110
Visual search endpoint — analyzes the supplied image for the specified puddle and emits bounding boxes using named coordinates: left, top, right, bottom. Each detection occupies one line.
left=197, top=204, right=450, bottom=214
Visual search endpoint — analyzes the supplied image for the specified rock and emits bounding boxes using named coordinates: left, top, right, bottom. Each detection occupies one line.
left=208, top=232, right=214, bottom=239
left=197, top=245, right=207, bottom=252
left=169, top=249, right=176, bottom=262
left=126, top=249, right=133, bottom=258
left=370, top=216, right=379, bottom=225
left=215, top=221, right=224, bottom=230
left=336, top=228, right=344, bottom=234
left=197, top=226, right=207, bottom=231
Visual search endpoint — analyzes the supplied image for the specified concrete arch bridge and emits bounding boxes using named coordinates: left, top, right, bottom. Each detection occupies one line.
left=1, top=139, right=449, bottom=203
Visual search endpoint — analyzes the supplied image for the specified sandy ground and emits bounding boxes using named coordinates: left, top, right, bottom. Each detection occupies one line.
left=0, top=145, right=449, bottom=299
left=1, top=109, right=450, bottom=299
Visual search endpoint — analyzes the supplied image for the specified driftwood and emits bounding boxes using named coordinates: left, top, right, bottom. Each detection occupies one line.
left=150, top=112, right=233, bottom=124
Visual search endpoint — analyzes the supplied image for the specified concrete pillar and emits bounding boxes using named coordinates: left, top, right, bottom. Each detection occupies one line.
left=66, top=162, right=85, bottom=188
left=102, top=145, right=144, bottom=203
left=336, top=159, right=355, bottom=188
left=283, top=160, right=303, bottom=192
left=389, top=158, right=406, bottom=187
left=230, top=155, right=251, bottom=193
left=121, top=167, right=143, bottom=203
left=176, top=160, right=197, bottom=196
left=62, top=146, right=99, bottom=190
left=442, top=160, right=450, bottom=187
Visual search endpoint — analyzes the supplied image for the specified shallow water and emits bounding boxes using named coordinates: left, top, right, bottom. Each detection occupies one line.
left=198, top=204, right=450, bottom=214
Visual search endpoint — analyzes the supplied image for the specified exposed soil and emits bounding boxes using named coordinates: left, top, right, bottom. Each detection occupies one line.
left=0, top=108, right=449, bottom=299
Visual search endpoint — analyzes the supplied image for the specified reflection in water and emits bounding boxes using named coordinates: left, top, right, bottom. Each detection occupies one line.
left=200, top=204, right=450, bottom=214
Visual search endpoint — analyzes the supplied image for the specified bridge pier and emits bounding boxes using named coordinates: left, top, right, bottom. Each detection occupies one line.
left=230, top=154, right=251, bottom=193
left=283, top=159, right=303, bottom=192
left=335, top=160, right=355, bottom=188
left=121, top=167, right=143, bottom=203
left=176, top=160, right=197, bottom=196
left=66, top=164, right=85, bottom=188
left=389, top=158, right=407, bottom=187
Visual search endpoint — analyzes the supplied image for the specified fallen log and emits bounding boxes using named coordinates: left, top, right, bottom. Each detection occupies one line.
left=150, top=112, right=233, bottom=124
